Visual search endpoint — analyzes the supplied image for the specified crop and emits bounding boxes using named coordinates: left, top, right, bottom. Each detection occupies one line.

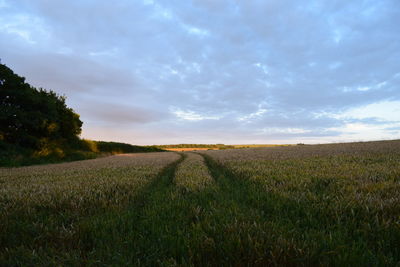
left=1, top=140, right=399, bottom=265
left=174, top=152, right=214, bottom=191
left=0, top=152, right=179, bottom=264
left=201, top=140, right=400, bottom=265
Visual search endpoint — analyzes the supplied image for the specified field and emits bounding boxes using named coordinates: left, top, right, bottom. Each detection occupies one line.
left=163, top=144, right=291, bottom=151
left=231, top=144, right=294, bottom=148
left=1, top=140, right=400, bottom=265
left=163, top=148, right=214, bottom=152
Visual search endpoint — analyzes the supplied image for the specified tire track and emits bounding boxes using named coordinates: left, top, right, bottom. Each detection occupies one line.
left=76, top=153, right=186, bottom=262
left=174, top=152, right=214, bottom=192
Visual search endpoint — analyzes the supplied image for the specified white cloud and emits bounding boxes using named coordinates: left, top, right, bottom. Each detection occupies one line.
left=89, top=48, right=118, bottom=57
left=327, top=121, right=400, bottom=142
left=357, top=86, right=371, bottom=92
left=183, top=24, right=209, bottom=37
left=260, top=127, right=310, bottom=135
left=238, top=107, right=267, bottom=122
left=254, top=63, right=269, bottom=75
left=337, top=100, right=400, bottom=122
left=0, top=14, right=49, bottom=44
left=170, top=107, right=221, bottom=121
left=339, top=80, right=390, bottom=93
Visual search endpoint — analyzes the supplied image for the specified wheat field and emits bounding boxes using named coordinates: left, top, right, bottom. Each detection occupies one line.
left=1, top=141, right=399, bottom=265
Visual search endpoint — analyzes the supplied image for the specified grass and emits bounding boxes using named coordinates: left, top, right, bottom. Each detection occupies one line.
left=1, top=140, right=399, bottom=265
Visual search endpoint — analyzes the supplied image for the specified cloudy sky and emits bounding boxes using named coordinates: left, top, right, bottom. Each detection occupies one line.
left=1, top=0, right=399, bottom=145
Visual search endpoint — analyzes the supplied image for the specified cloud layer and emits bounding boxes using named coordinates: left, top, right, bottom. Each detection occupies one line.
left=1, top=0, right=399, bottom=144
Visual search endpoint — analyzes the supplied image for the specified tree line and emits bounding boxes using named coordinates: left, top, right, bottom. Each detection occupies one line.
left=0, top=62, right=161, bottom=166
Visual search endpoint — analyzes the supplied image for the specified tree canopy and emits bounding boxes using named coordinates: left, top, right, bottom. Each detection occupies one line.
left=0, top=63, right=82, bottom=150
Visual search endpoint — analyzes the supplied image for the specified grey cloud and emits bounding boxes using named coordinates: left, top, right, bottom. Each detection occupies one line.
left=3, top=52, right=137, bottom=94
left=1, top=0, right=399, bottom=144
left=80, top=102, right=168, bottom=125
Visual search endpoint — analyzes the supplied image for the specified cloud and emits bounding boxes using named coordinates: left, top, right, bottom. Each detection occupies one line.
left=1, top=0, right=399, bottom=144
left=170, top=107, right=222, bottom=121
left=80, top=102, right=167, bottom=125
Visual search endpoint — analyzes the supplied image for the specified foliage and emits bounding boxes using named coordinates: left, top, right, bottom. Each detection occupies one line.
left=0, top=139, right=165, bottom=167
left=96, top=141, right=163, bottom=154
left=0, top=63, right=82, bottom=150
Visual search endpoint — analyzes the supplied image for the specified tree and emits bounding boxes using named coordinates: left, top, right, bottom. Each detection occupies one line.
left=0, top=63, right=82, bottom=150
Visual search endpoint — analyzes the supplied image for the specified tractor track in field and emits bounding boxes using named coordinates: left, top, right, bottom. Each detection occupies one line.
left=132, top=152, right=186, bottom=208
left=3, top=142, right=400, bottom=266
left=52, top=152, right=321, bottom=265
left=73, top=152, right=280, bottom=265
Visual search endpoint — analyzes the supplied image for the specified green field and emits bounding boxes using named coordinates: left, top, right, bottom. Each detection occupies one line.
left=1, top=140, right=399, bottom=265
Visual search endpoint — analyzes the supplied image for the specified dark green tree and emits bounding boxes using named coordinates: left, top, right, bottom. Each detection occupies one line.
left=0, top=63, right=82, bottom=150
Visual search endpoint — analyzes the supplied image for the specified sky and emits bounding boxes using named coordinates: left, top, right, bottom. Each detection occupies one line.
left=1, top=0, right=399, bottom=145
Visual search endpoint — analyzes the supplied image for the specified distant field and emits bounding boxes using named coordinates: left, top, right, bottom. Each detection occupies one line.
left=1, top=140, right=399, bottom=265
left=231, top=144, right=293, bottom=148
left=164, top=147, right=215, bottom=151
left=162, top=144, right=292, bottom=151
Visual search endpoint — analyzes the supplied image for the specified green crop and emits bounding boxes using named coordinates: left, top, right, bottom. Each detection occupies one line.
left=174, top=152, right=214, bottom=192
left=1, top=140, right=399, bottom=265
